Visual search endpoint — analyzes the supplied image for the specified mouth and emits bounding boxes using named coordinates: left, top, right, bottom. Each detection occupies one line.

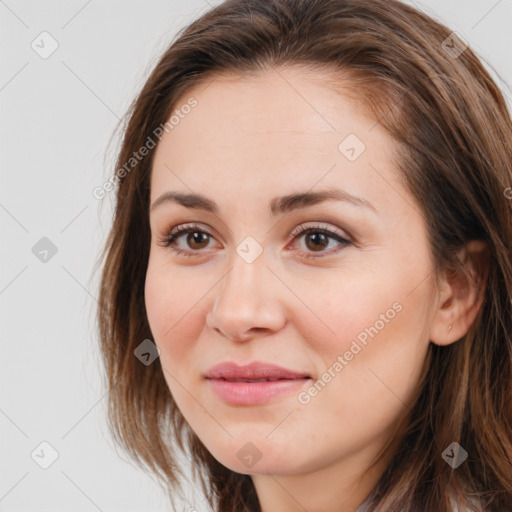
left=206, top=376, right=312, bottom=406
left=204, top=361, right=311, bottom=381
left=204, top=362, right=312, bottom=405
left=211, top=377, right=310, bottom=383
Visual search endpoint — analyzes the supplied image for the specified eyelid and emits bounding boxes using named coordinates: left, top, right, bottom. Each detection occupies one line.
left=167, top=222, right=215, bottom=238
left=289, top=221, right=349, bottom=241
left=157, top=220, right=352, bottom=258
left=158, top=222, right=219, bottom=248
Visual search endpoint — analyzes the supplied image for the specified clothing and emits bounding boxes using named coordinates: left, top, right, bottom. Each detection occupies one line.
left=354, top=497, right=371, bottom=512
left=354, top=494, right=484, bottom=512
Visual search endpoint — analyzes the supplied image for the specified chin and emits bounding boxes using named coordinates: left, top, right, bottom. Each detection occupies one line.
left=201, top=436, right=302, bottom=476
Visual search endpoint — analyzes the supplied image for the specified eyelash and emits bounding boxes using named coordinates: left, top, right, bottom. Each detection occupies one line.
left=157, top=222, right=351, bottom=259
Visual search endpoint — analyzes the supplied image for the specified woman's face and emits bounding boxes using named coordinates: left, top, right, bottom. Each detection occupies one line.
left=145, top=67, right=438, bottom=483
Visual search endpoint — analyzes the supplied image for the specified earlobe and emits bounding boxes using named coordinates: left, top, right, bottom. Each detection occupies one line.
left=429, top=240, right=489, bottom=347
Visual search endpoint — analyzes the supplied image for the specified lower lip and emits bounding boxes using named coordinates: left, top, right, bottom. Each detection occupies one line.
left=207, top=378, right=311, bottom=405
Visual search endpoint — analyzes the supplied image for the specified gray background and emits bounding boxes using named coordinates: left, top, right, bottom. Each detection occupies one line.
left=1, top=0, right=510, bottom=510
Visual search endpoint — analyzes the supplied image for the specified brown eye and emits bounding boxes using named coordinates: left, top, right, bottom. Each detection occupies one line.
left=185, top=231, right=210, bottom=250
left=304, top=232, right=330, bottom=252
left=159, top=222, right=351, bottom=259
left=158, top=223, right=216, bottom=257
left=290, top=223, right=352, bottom=259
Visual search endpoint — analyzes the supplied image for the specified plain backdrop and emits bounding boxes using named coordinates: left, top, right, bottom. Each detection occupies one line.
left=1, top=0, right=511, bottom=511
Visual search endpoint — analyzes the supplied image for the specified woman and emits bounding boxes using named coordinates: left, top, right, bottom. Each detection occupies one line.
left=96, top=0, right=512, bottom=510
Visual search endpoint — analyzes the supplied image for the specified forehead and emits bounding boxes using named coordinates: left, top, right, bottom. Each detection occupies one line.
left=150, top=66, right=406, bottom=219
left=157, top=66, right=380, bottom=148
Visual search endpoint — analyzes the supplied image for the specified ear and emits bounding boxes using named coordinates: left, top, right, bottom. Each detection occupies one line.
left=429, top=240, right=490, bottom=346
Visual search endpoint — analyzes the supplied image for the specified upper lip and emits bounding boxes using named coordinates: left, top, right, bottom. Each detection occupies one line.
left=205, top=361, right=311, bottom=380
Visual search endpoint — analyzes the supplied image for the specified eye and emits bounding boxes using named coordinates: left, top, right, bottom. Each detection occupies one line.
left=157, top=223, right=216, bottom=257
left=288, top=222, right=351, bottom=259
left=157, top=222, right=351, bottom=258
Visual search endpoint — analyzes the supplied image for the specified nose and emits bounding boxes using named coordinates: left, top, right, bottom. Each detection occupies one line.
left=205, top=249, right=286, bottom=342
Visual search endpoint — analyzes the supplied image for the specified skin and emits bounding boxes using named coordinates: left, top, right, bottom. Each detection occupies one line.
left=144, top=66, right=488, bottom=512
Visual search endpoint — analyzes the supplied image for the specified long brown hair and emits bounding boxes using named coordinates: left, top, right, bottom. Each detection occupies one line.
left=95, top=0, right=512, bottom=510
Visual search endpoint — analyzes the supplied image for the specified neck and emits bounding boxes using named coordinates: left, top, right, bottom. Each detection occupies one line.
left=252, top=430, right=398, bottom=512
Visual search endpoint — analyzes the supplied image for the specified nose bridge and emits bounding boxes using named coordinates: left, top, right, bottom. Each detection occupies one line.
left=218, top=242, right=270, bottom=312
left=207, top=240, right=284, bottom=339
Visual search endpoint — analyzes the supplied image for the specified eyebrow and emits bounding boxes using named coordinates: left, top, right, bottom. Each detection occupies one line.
left=150, top=187, right=377, bottom=216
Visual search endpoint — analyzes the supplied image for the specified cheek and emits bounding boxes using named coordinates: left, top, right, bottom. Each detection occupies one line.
left=291, top=265, right=430, bottom=415
left=144, top=262, right=205, bottom=416
left=287, top=270, right=404, bottom=363
left=144, top=258, right=209, bottom=370
left=144, top=264, right=171, bottom=341
left=296, top=285, right=429, bottom=443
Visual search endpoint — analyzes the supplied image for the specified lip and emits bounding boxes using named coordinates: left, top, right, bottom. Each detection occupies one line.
left=204, top=361, right=312, bottom=405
